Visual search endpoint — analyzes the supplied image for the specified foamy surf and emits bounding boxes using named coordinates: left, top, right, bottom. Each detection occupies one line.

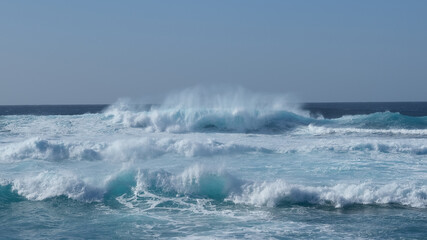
left=2, top=164, right=425, bottom=209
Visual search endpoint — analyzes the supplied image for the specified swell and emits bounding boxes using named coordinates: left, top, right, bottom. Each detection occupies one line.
left=332, top=112, right=427, bottom=130
left=2, top=165, right=426, bottom=209
left=0, top=137, right=270, bottom=163
left=275, top=141, right=427, bottom=155
left=0, top=184, right=26, bottom=203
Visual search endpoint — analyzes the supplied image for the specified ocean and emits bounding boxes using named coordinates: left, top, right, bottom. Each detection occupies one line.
left=1, top=90, right=426, bottom=239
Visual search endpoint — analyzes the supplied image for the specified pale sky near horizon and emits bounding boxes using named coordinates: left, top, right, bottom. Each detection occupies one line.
left=1, top=0, right=426, bottom=104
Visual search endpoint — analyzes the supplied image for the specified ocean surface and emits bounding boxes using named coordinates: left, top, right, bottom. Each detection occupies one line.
left=1, top=90, right=426, bottom=239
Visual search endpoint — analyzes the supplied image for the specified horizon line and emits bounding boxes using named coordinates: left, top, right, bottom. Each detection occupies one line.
left=0, top=101, right=426, bottom=106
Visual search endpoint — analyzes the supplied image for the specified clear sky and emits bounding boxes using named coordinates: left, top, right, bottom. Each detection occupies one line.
left=1, top=0, right=426, bottom=104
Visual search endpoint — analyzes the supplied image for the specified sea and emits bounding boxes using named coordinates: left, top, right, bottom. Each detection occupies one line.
left=1, top=89, right=426, bottom=239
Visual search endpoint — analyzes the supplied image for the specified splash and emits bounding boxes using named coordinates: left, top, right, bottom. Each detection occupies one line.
left=105, top=86, right=311, bottom=133
left=2, top=164, right=426, bottom=208
left=105, top=86, right=427, bottom=133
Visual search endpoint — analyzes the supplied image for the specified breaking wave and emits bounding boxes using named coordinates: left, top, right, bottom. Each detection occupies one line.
left=104, top=88, right=427, bottom=133
left=7, top=171, right=104, bottom=202
left=1, top=165, right=426, bottom=209
left=229, top=180, right=427, bottom=208
left=104, top=87, right=312, bottom=133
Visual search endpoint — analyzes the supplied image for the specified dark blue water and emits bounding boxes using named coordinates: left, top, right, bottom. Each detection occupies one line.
left=1, top=102, right=426, bottom=117
left=304, top=102, right=427, bottom=118
left=0, top=104, right=108, bottom=116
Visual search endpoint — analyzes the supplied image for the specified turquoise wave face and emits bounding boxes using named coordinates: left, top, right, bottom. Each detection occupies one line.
left=2, top=165, right=426, bottom=209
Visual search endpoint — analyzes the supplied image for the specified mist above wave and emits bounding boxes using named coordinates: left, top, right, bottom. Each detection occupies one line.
left=104, top=87, right=427, bottom=133
left=104, top=86, right=310, bottom=133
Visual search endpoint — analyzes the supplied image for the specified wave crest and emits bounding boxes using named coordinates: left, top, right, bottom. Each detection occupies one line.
left=2, top=165, right=426, bottom=208
left=104, top=88, right=426, bottom=133
left=105, top=87, right=309, bottom=133
left=10, top=171, right=104, bottom=202
left=229, top=180, right=427, bottom=208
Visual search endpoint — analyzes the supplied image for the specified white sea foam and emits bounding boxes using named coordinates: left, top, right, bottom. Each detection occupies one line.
left=11, top=171, right=104, bottom=202
left=4, top=163, right=427, bottom=209
left=0, top=138, right=70, bottom=161
left=0, top=137, right=267, bottom=162
left=228, top=180, right=427, bottom=208
left=0, top=138, right=104, bottom=162
left=133, top=165, right=427, bottom=208
left=273, top=138, right=427, bottom=155
left=300, top=124, right=427, bottom=137
left=1, top=134, right=425, bottom=164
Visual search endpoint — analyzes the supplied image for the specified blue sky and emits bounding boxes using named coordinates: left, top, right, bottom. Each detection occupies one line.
left=1, top=0, right=426, bottom=104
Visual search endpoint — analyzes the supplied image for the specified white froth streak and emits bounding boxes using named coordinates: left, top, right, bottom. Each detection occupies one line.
left=300, top=124, right=427, bottom=136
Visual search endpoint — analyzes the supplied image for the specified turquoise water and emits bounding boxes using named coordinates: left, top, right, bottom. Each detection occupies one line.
left=1, top=92, right=426, bottom=239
